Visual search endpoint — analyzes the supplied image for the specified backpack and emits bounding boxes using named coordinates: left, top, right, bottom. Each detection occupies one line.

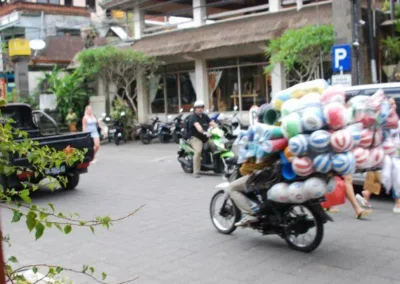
left=183, top=113, right=193, bottom=140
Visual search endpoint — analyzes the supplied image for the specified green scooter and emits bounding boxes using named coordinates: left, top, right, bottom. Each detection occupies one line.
left=177, top=128, right=237, bottom=175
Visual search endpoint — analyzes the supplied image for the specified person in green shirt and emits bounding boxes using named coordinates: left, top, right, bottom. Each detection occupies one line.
left=65, top=109, right=78, bottom=132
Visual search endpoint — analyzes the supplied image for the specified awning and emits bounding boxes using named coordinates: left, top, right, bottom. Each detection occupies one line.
left=128, top=2, right=332, bottom=57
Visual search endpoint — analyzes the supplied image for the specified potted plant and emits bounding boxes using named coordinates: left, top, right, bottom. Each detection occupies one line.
left=381, top=35, right=400, bottom=80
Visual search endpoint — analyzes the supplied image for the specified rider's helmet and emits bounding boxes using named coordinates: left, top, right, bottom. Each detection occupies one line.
left=193, top=100, right=205, bottom=108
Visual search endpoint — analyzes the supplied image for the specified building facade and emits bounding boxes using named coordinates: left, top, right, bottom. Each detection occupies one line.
left=100, top=0, right=390, bottom=125
left=100, top=0, right=335, bottom=124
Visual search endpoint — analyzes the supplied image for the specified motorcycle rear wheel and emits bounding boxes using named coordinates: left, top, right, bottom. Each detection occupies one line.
left=180, top=153, right=193, bottom=173
left=210, top=190, right=241, bottom=234
left=283, top=204, right=324, bottom=253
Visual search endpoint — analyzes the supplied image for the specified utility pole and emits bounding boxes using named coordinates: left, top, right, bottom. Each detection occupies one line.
left=367, top=0, right=377, bottom=83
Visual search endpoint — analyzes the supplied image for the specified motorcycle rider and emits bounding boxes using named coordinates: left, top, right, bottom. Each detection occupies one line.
left=229, top=103, right=280, bottom=226
left=187, top=100, right=218, bottom=178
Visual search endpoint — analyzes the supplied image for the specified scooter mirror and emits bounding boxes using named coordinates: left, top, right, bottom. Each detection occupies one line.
left=105, top=117, right=111, bottom=121
left=180, top=108, right=183, bottom=113
left=234, top=105, right=238, bottom=111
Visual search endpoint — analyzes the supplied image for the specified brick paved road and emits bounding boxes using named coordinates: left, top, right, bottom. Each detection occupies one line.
left=3, top=142, right=400, bottom=284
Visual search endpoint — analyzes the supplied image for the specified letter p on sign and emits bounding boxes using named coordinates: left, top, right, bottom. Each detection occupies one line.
left=332, top=44, right=351, bottom=73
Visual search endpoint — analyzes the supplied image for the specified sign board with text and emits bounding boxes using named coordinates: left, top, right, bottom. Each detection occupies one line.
left=332, top=44, right=352, bottom=73
left=331, top=74, right=352, bottom=87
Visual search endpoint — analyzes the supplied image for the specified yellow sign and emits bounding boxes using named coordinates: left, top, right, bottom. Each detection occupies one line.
left=8, top=39, right=31, bottom=57
left=112, top=10, right=126, bottom=19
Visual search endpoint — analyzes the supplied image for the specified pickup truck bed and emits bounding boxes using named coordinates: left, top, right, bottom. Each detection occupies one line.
left=1, top=103, right=94, bottom=190
left=12, top=132, right=94, bottom=168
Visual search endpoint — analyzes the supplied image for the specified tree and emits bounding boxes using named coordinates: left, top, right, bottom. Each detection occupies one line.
left=38, top=66, right=92, bottom=124
left=77, top=46, right=158, bottom=113
left=265, top=24, right=334, bottom=84
left=0, top=98, right=140, bottom=283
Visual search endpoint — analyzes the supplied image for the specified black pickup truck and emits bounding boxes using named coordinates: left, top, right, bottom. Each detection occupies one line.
left=1, top=103, right=94, bottom=190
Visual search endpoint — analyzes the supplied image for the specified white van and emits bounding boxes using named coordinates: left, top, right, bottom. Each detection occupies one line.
left=344, top=83, right=400, bottom=186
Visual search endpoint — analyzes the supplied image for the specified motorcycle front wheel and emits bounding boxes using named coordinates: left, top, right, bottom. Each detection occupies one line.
left=160, top=133, right=171, bottom=143
left=114, top=135, right=120, bottom=146
left=210, top=190, right=241, bottom=235
left=172, top=131, right=180, bottom=144
left=283, top=204, right=324, bottom=253
left=140, top=133, right=151, bottom=144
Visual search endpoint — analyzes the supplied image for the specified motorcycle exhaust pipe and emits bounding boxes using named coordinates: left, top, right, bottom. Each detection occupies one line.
left=178, top=157, right=192, bottom=167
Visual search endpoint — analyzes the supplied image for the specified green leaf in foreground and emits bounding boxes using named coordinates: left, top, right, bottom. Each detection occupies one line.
left=26, top=213, right=37, bottom=232
left=64, top=224, right=72, bottom=234
left=11, top=210, right=22, bottom=223
left=35, top=222, right=45, bottom=240
left=8, top=256, right=18, bottom=263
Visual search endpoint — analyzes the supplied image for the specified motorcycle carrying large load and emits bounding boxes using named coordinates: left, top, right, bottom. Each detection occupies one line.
left=210, top=80, right=399, bottom=252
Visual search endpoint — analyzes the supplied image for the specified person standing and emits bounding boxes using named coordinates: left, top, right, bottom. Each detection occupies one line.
left=66, top=108, right=78, bottom=132
left=82, top=105, right=100, bottom=164
left=355, top=98, right=400, bottom=213
left=187, top=100, right=218, bottom=178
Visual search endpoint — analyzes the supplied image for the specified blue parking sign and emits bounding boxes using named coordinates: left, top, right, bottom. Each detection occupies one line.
left=332, top=44, right=352, bottom=73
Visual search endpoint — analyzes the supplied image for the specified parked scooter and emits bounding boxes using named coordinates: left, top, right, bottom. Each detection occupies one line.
left=101, top=112, right=127, bottom=145
left=113, top=111, right=127, bottom=145
left=177, top=128, right=237, bottom=175
left=138, top=117, right=172, bottom=144
left=171, top=108, right=185, bottom=143
left=97, top=113, right=110, bottom=143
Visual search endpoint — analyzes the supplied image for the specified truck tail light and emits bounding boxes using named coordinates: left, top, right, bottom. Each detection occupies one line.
left=18, top=171, right=34, bottom=180
left=77, top=162, right=90, bottom=169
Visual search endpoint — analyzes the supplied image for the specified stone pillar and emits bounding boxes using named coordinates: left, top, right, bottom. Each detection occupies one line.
left=193, top=0, right=206, bottom=27
left=333, top=0, right=368, bottom=85
left=195, top=59, right=209, bottom=110
left=137, top=74, right=149, bottom=123
left=269, top=0, right=280, bottom=13
left=134, top=4, right=144, bottom=40
left=13, top=57, right=30, bottom=99
left=271, top=63, right=286, bottom=97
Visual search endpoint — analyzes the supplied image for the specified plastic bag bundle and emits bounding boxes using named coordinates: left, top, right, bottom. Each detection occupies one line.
left=271, top=79, right=328, bottom=111
left=267, top=177, right=328, bottom=204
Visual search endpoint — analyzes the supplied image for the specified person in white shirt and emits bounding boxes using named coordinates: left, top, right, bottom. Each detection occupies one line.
left=356, top=98, right=400, bottom=213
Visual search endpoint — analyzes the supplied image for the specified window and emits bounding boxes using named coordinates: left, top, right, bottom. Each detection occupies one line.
left=56, top=28, right=80, bottom=36
left=210, top=68, right=238, bottom=112
left=86, top=0, right=96, bottom=11
left=150, top=75, right=164, bottom=113
left=179, top=72, right=196, bottom=112
left=166, top=74, right=179, bottom=113
left=240, top=65, right=268, bottom=110
left=49, top=0, right=60, bottom=4
left=208, top=55, right=270, bottom=111
left=65, top=0, right=72, bottom=6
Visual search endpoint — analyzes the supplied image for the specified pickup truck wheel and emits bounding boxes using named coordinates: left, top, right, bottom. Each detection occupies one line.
left=64, top=172, right=80, bottom=190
